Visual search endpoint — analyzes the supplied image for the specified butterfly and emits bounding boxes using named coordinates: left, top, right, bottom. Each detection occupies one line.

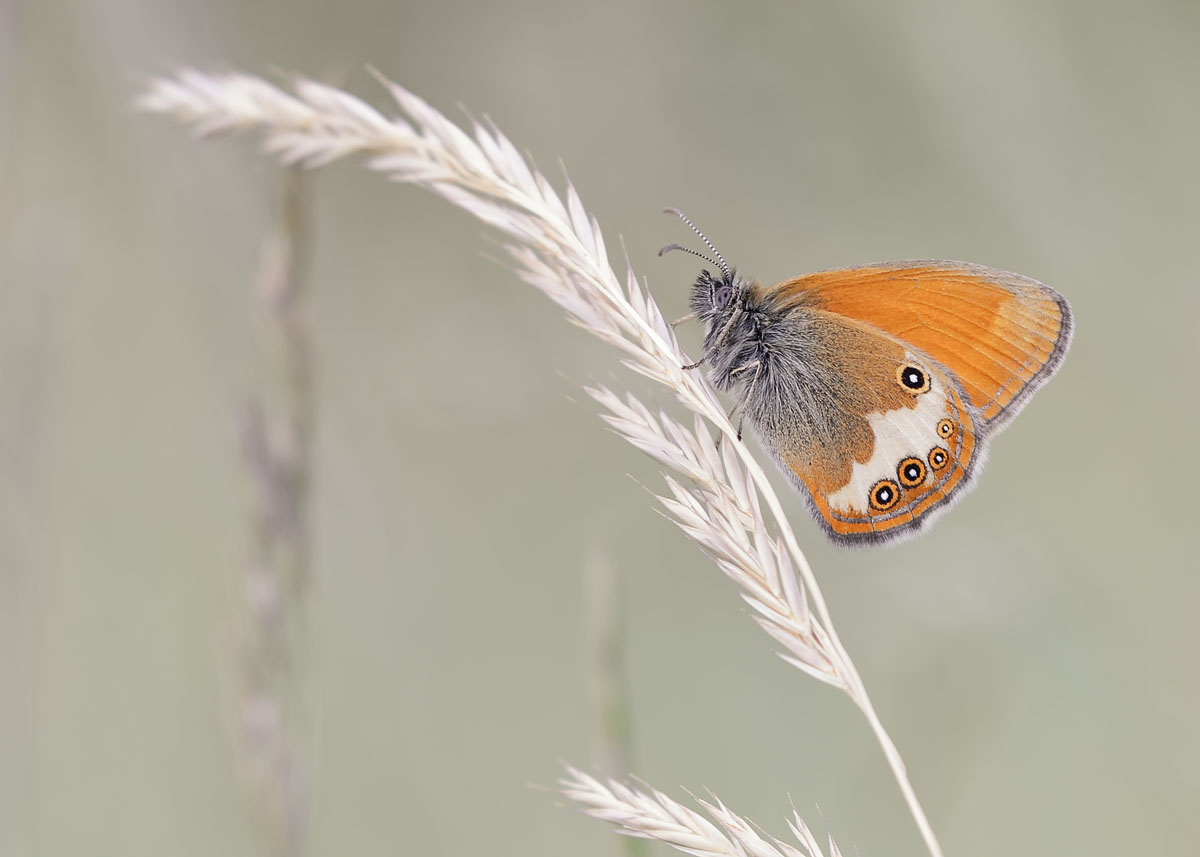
left=662, top=209, right=1073, bottom=546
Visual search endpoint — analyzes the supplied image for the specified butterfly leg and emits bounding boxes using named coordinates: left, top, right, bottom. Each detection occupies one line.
left=687, top=307, right=745, bottom=371
left=682, top=353, right=708, bottom=371
left=670, top=311, right=699, bottom=327
left=728, top=360, right=762, bottom=441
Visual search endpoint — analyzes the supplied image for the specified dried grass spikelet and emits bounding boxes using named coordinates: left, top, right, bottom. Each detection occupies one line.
left=560, top=767, right=843, bottom=857
left=139, top=70, right=944, bottom=857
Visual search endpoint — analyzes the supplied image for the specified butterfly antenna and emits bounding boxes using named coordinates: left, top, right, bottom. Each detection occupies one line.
left=663, top=207, right=731, bottom=279
left=658, top=242, right=720, bottom=269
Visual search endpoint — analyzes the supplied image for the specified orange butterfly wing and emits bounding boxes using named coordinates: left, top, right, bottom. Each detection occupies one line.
left=769, top=262, right=1072, bottom=431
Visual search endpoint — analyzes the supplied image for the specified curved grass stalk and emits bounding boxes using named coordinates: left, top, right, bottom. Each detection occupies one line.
left=139, top=70, right=943, bottom=857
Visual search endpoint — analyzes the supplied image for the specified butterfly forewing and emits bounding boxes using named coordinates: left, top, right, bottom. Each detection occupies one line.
left=770, top=262, right=1072, bottom=432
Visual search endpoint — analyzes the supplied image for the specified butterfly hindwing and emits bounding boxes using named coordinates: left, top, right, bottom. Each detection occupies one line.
left=748, top=309, right=984, bottom=546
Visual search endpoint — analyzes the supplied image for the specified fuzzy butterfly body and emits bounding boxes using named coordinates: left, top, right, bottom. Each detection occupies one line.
left=667, top=213, right=1072, bottom=546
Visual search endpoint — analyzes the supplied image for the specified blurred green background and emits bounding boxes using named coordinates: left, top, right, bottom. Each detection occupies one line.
left=3, top=1, right=1198, bottom=855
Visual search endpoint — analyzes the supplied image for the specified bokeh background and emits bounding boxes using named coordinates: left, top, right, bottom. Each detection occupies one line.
left=3, top=1, right=1198, bottom=855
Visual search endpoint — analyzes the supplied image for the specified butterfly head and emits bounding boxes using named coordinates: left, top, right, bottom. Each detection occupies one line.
left=689, top=265, right=770, bottom=393
left=659, top=208, right=751, bottom=324
left=688, top=265, right=745, bottom=317
left=691, top=265, right=734, bottom=312
left=660, top=208, right=765, bottom=388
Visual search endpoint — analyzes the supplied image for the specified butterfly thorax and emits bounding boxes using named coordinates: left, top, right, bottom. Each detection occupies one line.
left=692, top=271, right=814, bottom=392
left=691, top=270, right=848, bottom=451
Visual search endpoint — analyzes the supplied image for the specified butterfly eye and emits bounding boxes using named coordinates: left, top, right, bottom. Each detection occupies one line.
left=896, top=364, right=930, bottom=394
left=897, top=457, right=927, bottom=488
left=869, top=479, right=901, bottom=512
left=713, top=284, right=733, bottom=309
left=937, top=418, right=955, bottom=439
left=928, top=447, right=950, bottom=471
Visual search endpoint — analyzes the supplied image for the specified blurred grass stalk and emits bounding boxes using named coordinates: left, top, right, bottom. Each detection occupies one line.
left=584, top=553, right=647, bottom=857
left=236, top=169, right=314, bottom=857
left=585, top=552, right=634, bottom=778
left=139, top=71, right=940, bottom=857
